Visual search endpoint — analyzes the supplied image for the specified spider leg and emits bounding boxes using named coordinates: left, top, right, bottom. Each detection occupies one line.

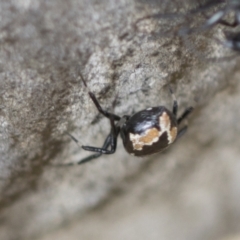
left=60, top=133, right=112, bottom=166
left=169, top=86, right=178, bottom=117
left=88, top=92, right=120, bottom=120
left=218, top=19, right=239, bottom=27
left=223, top=30, right=240, bottom=50
left=66, top=132, right=81, bottom=145
left=203, top=9, right=227, bottom=29
left=62, top=72, right=121, bottom=166
left=82, top=134, right=117, bottom=154
left=217, top=8, right=240, bottom=27
left=174, top=105, right=193, bottom=141
left=177, top=107, right=193, bottom=125
left=61, top=115, right=119, bottom=166
left=176, top=125, right=188, bottom=140
left=76, top=133, right=113, bottom=165
left=82, top=116, right=120, bottom=154
left=79, top=72, right=121, bottom=121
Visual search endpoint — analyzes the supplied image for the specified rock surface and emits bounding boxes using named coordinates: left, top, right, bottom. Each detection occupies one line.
left=0, top=0, right=240, bottom=239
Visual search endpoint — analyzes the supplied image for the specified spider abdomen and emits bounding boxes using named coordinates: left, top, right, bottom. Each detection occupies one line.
left=121, top=107, right=178, bottom=156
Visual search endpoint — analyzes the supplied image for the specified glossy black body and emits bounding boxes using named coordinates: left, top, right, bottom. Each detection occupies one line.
left=120, top=107, right=177, bottom=156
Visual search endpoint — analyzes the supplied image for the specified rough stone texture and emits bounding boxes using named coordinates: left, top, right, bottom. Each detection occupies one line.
left=0, top=0, right=240, bottom=239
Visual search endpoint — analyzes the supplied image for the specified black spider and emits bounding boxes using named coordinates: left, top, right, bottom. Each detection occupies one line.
left=201, top=0, right=240, bottom=29
left=67, top=75, right=193, bottom=165
left=222, top=30, right=240, bottom=50
left=196, top=0, right=240, bottom=51
left=135, top=0, right=240, bottom=51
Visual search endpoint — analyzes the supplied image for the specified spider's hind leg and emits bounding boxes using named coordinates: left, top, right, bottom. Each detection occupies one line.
left=176, top=106, right=193, bottom=140
left=169, top=86, right=178, bottom=117
left=177, top=107, right=193, bottom=125
left=176, top=125, right=188, bottom=140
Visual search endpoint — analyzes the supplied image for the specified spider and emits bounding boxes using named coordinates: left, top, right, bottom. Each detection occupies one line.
left=222, top=30, right=240, bottom=50
left=200, top=0, right=240, bottom=29
left=67, top=74, right=193, bottom=165
left=196, top=0, right=240, bottom=51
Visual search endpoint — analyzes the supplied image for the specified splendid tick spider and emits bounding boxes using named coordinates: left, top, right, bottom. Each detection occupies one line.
left=192, top=0, right=240, bottom=50
left=200, top=0, right=240, bottom=29
left=67, top=74, right=193, bottom=165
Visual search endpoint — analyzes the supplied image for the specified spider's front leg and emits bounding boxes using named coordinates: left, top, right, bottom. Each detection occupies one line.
left=82, top=130, right=119, bottom=154
left=64, top=117, right=120, bottom=165
left=65, top=129, right=118, bottom=166
left=82, top=114, right=120, bottom=154
left=79, top=73, right=120, bottom=121
left=77, top=132, right=113, bottom=165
